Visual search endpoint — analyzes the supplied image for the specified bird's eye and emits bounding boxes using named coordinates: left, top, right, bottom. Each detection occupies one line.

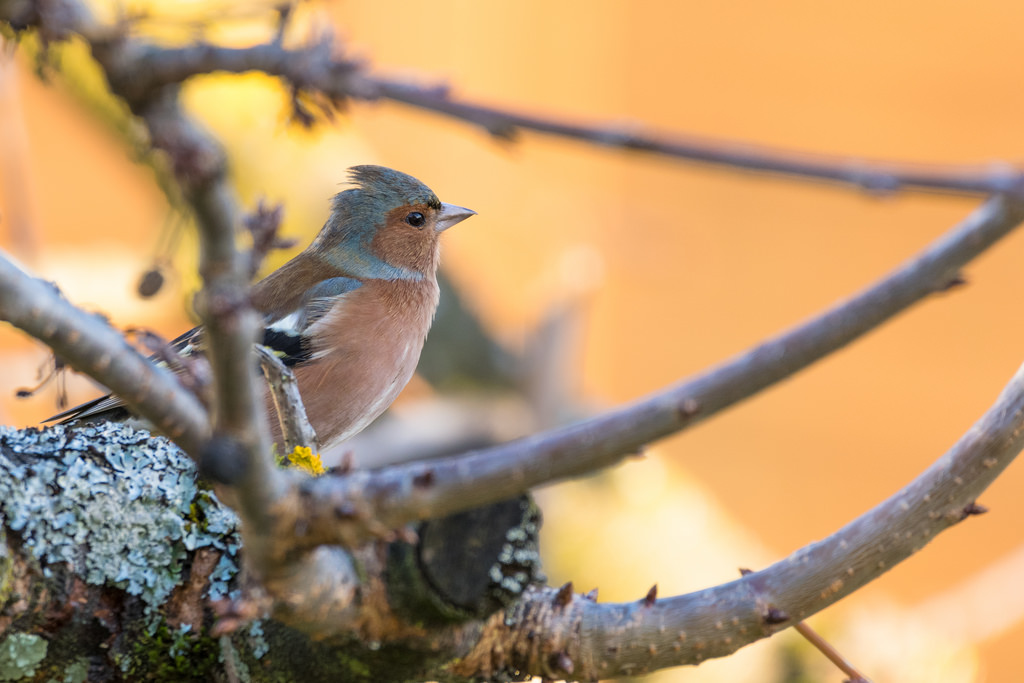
left=405, top=212, right=425, bottom=228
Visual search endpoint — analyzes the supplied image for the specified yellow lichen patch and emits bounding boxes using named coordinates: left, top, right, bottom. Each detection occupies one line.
left=278, top=446, right=326, bottom=477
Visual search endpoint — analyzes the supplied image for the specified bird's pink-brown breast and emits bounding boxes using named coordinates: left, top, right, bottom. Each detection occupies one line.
left=271, top=276, right=440, bottom=447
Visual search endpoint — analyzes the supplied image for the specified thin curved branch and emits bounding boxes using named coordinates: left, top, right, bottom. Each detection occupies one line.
left=456, top=359, right=1024, bottom=679
left=290, top=194, right=1024, bottom=549
left=77, top=34, right=1024, bottom=197
left=370, top=81, right=1024, bottom=197
left=0, top=253, right=210, bottom=456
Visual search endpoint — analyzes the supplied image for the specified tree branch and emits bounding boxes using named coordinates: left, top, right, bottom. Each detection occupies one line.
left=75, top=34, right=1024, bottom=198
left=83, top=5, right=289, bottom=569
left=0, top=253, right=209, bottom=456
left=456, top=359, right=1024, bottom=679
left=7, top=7, right=1024, bottom=676
left=288, top=194, right=1024, bottom=549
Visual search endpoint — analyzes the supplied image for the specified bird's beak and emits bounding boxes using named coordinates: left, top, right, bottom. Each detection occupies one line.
left=435, top=203, right=476, bottom=232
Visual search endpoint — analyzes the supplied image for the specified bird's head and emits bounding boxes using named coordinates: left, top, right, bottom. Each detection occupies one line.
left=314, top=165, right=475, bottom=280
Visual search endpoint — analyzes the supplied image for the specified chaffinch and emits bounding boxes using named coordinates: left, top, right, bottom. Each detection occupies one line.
left=50, top=165, right=476, bottom=449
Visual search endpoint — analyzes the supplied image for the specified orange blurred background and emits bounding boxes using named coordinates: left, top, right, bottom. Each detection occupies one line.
left=3, top=2, right=1024, bottom=681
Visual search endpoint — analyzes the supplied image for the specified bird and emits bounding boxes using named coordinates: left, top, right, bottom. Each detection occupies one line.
left=49, top=165, right=476, bottom=450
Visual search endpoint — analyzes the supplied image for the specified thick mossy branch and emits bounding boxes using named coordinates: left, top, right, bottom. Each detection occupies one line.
left=0, top=423, right=248, bottom=680
left=0, top=423, right=549, bottom=681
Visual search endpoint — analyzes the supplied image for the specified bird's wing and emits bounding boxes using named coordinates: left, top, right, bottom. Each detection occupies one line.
left=261, top=276, right=363, bottom=366
left=47, top=276, right=364, bottom=425
left=45, top=325, right=205, bottom=424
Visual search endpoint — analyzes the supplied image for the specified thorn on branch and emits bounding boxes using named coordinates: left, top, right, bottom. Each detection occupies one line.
left=583, top=587, right=598, bottom=602
left=412, top=468, right=435, bottom=489
left=553, top=581, right=574, bottom=609
left=961, top=501, right=989, bottom=518
left=628, top=446, right=647, bottom=460
left=763, top=607, right=790, bottom=625
left=678, top=397, right=701, bottom=419
left=126, top=327, right=171, bottom=355
left=937, top=273, right=968, bottom=292
left=851, top=170, right=902, bottom=196
left=483, top=120, right=519, bottom=142
left=642, top=584, right=658, bottom=607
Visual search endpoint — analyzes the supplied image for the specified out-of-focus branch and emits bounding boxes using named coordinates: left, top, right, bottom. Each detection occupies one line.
left=454, top=360, right=1024, bottom=679
left=65, top=31, right=1024, bottom=198
left=288, top=194, right=1024, bottom=549
left=48, top=3, right=290, bottom=558
left=372, top=82, right=1024, bottom=197
left=0, top=253, right=210, bottom=456
left=137, top=91, right=292, bottom=574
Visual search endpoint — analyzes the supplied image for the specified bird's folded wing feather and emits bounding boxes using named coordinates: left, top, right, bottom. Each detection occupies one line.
left=46, top=276, right=363, bottom=424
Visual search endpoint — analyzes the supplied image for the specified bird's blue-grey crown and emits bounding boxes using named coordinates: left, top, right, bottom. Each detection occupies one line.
left=324, top=165, right=442, bottom=241
left=310, top=165, right=452, bottom=280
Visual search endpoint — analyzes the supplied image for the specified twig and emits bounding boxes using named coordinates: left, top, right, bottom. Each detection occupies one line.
left=0, top=253, right=210, bottom=456
left=290, top=194, right=1024, bottom=549
left=793, top=621, right=871, bottom=683
left=739, top=566, right=871, bottom=681
left=254, top=344, right=320, bottom=454
left=243, top=199, right=293, bottom=279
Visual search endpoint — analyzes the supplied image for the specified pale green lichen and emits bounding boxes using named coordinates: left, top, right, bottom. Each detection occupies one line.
left=0, top=423, right=241, bottom=611
left=46, top=656, right=88, bottom=683
left=0, top=633, right=47, bottom=680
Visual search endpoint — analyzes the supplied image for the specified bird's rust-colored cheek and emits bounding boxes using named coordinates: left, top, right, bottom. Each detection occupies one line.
left=372, top=203, right=440, bottom=274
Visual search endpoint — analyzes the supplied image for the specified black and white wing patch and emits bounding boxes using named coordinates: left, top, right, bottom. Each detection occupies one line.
left=261, top=276, right=362, bottom=366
